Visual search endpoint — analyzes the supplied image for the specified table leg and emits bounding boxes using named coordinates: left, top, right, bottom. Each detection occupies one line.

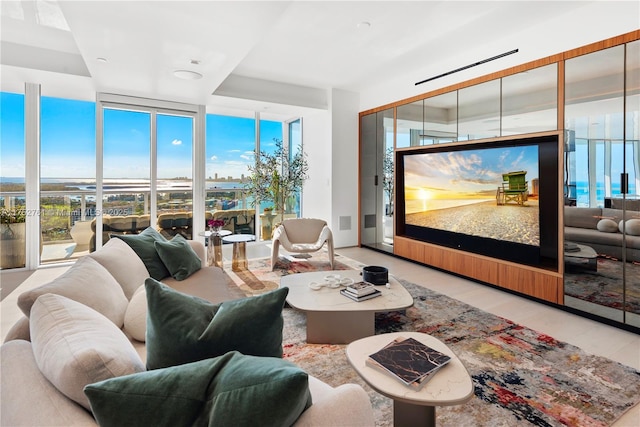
left=394, top=400, right=435, bottom=427
left=208, top=234, right=223, bottom=268
left=231, top=241, right=248, bottom=271
left=305, top=311, right=374, bottom=344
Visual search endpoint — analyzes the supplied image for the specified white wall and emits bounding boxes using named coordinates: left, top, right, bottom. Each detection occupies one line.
left=329, top=88, right=360, bottom=248
left=301, top=110, right=331, bottom=225
left=302, top=88, right=360, bottom=249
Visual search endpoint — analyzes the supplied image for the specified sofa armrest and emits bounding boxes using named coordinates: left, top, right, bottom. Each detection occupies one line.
left=187, top=240, right=206, bottom=264
left=294, top=377, right=374, bottom=426
left=3, top=315, right=30, bottom=343
left=1, top=340, right=97, bottom=426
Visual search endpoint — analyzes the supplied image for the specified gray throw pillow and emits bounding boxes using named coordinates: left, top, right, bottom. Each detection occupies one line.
left=85, top=351, right=312, bottom=427
left=145, top=279, right=288, bottom=370
left=112, top=227, right=170, bottom=280
left=154, top=234, right=201, bottom=281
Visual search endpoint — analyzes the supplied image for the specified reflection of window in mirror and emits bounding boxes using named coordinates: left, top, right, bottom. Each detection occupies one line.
left=396, top=100, right=423, bottom=148
left=565, top=46, right=625, bottom=208
left=423, top=91, right=457, bottom=145
left=458, top=79, right=500, bottom=141
left=502, top=64, right=557, bottom=136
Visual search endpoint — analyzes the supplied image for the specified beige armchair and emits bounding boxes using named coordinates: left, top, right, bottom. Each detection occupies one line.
left=271, top=218, right=334, bottom=270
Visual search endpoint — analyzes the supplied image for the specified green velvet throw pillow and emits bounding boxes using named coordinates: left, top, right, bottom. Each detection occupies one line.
left=85, top=351, right=312, bottom=427
left=112, top=227, right=170, bottom=280
left=154, top=234, right=201, bottom=281
left=145, top=279, right=288, bottom=370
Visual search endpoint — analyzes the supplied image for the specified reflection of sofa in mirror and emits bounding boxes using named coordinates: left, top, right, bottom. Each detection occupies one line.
left=564, top=207, right=640, bottom=262
left=90, top=215, right=151, bottom=252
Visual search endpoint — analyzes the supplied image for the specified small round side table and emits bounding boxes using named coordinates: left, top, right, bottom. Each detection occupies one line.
left=346, top=332, right=473, bottom=427
left=198, top=230, right=231, bottom=268
left=222, top=234, right=255, bottom=271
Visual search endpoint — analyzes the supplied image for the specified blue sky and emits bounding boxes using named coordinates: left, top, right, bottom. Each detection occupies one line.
left=0, top=92, right=282, bottom=180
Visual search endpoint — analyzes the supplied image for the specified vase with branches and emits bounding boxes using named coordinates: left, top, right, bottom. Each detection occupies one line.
left=244, top=138, right=308, bottom=218
left=383, top=147, right=394, bottom=216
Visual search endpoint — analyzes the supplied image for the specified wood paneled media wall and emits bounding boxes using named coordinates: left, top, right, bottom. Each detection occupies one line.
left=359, top=30, right=640, bottom=305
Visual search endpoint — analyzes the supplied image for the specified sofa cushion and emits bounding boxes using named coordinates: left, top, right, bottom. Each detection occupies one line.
left=123, top=285, right=147, bottom=342
left=620, top=219, right=640, bottom=236
left=89, top=237, right=149, bottom=299
left=30, top=294, right=145, bottom=410
left=154, top=233, right=201, bottom=281
left=564, top=207, right=602, bottom=229
left=597, top=218, right=619, bottom=233
left=85, top=351, right=312, bottom=427
left=1, top=340, right=98, bottom=426
left=145, top=279, right=288, bottom=370
left=112, top=227, right=170, bottom=280
left=17, top=256, right=128, bottom=327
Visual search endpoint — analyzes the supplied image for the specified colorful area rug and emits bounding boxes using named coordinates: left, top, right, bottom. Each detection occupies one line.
left=564, top=257, right=640, bottom=314
left=226, top=251, right=640, bottom=426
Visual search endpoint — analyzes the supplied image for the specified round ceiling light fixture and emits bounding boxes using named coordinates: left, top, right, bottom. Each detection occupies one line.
left=173, top=69, right=203, bottom=80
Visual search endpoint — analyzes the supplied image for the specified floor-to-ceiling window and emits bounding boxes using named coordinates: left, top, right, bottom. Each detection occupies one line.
left=0, top=92, right=26, bottom=270
left=40, top=96, right=96, bottom=264
left=1, top=87, right=304, bottom=267
left=96, top=95, right=198, bottom=250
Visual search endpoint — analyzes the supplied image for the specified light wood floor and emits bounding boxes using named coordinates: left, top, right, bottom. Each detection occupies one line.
left=2, top=243, right=638, bottom=426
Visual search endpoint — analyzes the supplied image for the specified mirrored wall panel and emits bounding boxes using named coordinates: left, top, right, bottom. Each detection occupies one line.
left=564, top=44, right=639, bottom=328
left=458, top=79, right=500, bottom=141
left=502, top=64, right=558, bottom=135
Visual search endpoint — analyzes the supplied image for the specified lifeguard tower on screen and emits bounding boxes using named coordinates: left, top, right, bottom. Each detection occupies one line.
left=496, top=171, right=528, bottom=206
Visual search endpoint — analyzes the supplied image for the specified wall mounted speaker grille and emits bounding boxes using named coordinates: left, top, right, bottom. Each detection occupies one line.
left=339, top=216, right=351, bottom=231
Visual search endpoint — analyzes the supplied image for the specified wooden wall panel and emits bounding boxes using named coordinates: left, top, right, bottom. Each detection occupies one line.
left=394, top=237, right=560, bottom=303
left=497, top=264, right=561, bottom=303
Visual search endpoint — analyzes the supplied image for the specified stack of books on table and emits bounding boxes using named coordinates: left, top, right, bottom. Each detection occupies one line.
left=340, top=281, right=382, bottom=302
left=366, top=336, right=451, bottom=390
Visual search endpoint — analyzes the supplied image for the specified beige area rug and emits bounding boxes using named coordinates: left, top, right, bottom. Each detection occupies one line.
left=226, top=250, right=640, bottom=427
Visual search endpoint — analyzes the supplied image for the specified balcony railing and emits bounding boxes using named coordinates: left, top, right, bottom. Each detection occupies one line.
left=1, top=185, right=257, bottom=268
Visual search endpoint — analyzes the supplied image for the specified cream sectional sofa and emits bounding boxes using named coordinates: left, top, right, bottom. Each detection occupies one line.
left=0, top=237, right=374, bottom=426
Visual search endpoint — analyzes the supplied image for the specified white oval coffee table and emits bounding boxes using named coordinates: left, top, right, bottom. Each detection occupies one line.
left=346, top=332, right=473, bottom=427
left=279, top=270, right=413, bottom=344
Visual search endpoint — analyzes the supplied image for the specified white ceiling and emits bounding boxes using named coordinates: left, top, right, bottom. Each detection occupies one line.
left=1, top=1, right=639, bottom=120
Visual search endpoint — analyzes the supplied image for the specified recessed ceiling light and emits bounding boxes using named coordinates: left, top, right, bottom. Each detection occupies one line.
left=173, top=70, right=203, bottom=80
left=357, top=21, right=371, bottom=29
left=96, top=57, right=108, bottom=63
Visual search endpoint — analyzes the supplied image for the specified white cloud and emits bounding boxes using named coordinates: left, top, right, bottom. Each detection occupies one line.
left=171, top=139, right=182, bottom=146
left=210, top=155, right=218, bottom=161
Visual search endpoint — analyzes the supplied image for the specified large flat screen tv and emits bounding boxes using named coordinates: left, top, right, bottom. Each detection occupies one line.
left=396, top=135, right=558, bottom=269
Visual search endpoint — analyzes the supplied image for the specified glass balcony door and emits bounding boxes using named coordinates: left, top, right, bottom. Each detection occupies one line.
left=97, top=95, right=197, bottom=250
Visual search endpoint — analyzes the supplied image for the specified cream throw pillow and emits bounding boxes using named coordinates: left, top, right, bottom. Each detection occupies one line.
left=619, top=219, right=640, bottom=236
left=17, top=256, right=128, bottom=328
left=596, top=219, right=619, bottom=233
left=124, top=285, right=147, bottom=342
left=29, top=293, right=145, bottom=410
left=89, top=238, right=149, bottom=299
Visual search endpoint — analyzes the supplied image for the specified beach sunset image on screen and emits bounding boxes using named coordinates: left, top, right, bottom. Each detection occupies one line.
left=403, top=144, right=540, bottom=247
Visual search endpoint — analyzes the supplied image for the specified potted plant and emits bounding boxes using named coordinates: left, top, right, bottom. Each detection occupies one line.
left=1, top=208, right=27, bottom=268
left=244, top=138, right=308, bottom=224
